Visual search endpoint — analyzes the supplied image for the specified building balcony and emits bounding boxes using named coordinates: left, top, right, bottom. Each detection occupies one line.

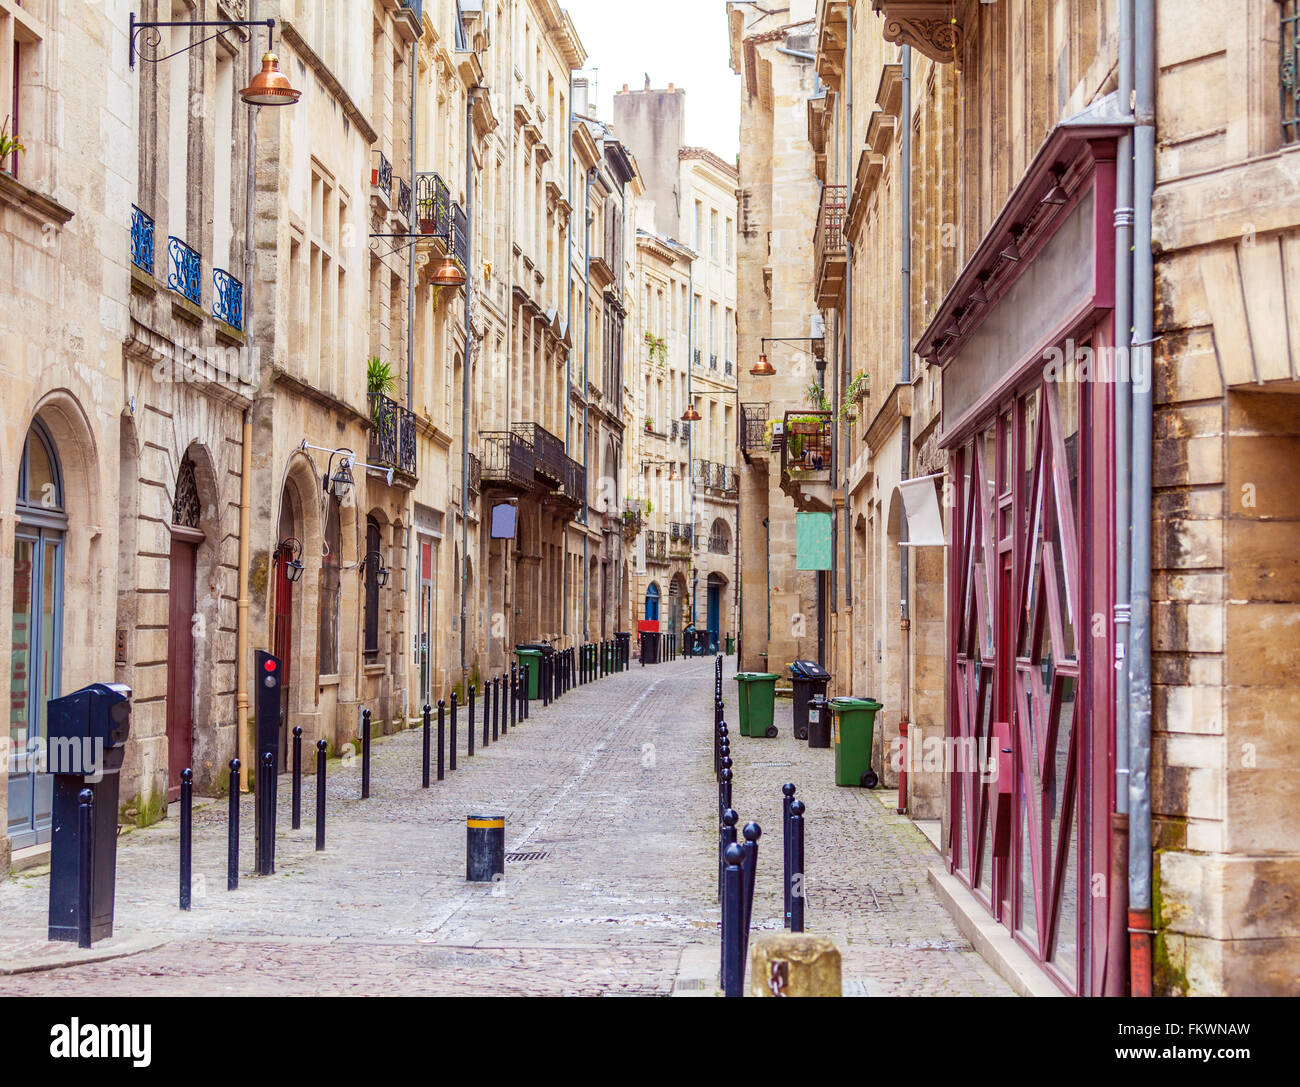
left=556, top=455, right=586, bottom=513
left=814, top=183, right=847, bottom=307
left=451, top=202, right=469, bottom=268
left=396, top=0, right=423, bottom=42
left=368, top=393, right=419, bottom=485
left=646, top=530, right=669, bottom=564
left=167, top=236, right=201, bottom=306
left=621, top=501, right=644, bottom=540
left=780, top=410, right=834, bottom=512
left=415, top=172, right=451, bottom=245
left=212, top=267, right=243, bottom=331
left=708, top=531, right=731, bottom=555
left=512, top=421, right=566, bottom=487
left=816, top=1, right=851, bottom=92
left=371, top=149, right=393, bottom=204
left=396, top=176, right=412, bottom=223
left=131, top=205, right=155, bottom=275
left=740, top=402, right=768, bottom=465
left=481, top=430, right=535, bottom=494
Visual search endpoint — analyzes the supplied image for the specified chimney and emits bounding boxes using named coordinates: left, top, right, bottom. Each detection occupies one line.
left=573, top=77, right=590, bottom=117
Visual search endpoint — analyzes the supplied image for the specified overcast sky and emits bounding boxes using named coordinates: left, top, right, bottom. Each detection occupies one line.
left=562, top=0, right=741, bottom=162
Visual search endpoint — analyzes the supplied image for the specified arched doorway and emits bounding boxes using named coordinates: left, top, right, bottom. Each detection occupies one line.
left=8, top=422, right=66, bottom=849
left=165, top=453, right=205, bottom=802
left=644, top=582, right=660, bottom=621
left=706, top=573, right=727, bottom=654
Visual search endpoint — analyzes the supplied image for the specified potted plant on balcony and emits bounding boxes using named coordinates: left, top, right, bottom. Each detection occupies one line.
left=645, top=415, right=655, bottom=433
left=367, top=356, right=395, bottom=425
left=787, top=413, right=825, bottom=436
left=0, top=116, right=24, bottom=174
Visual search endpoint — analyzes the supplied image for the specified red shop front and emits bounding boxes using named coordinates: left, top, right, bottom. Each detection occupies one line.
left=920, top=120, right=1128, bottom=996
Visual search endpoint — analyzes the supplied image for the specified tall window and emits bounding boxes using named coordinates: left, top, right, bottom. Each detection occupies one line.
left=364, top=517, right=381, bottom=664
left=726, top=217, right=735, bottom=267
left=710, top=209, right=719, bottom=260
left=1, top=0, right=42, bottom=181
left=1285, top=1, right=1299, bottom=144
left=167, top=4, right=191, bottom=243
left=9, top=422, right=65, bottom=849
left=694, top=200, right=703, bottom=248
left=319, top=495, right=342, bottom=675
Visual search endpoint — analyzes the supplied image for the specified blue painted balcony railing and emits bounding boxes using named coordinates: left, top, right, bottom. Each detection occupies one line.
left=401, top=0, right=424, bottom=22
left=131, top=205, right=155, bottom=274
left=167, top=236, right=202, bottom=306
left=212, top=267, right=244, bottom=330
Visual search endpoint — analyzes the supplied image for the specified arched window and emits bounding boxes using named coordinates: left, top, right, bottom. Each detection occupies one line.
left=363, top=517, right=381, bottom=664
left=318, top=495, right=342, bottom=675
left=644, top=582, right=660, bottom=621
left=9, top=421, right=67, bottom=848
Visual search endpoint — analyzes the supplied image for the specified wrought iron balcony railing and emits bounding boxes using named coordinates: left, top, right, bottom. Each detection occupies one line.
left=372, top=149, right=393, bottom=199
left=511, top=421, right=565, bottom=485
left=452, top=202, right=469, bottom=267
left=467, top=451, right=481, bottom=495
left=646, top=530, right=669, bottom=563
left=397, top=177, right=412, bottom=221
left=131, top=205, right=155, bottom=275
left=415, top=172, right=451, bottom=236
left=560, top=455, right=587, bottom=510
left=167, top=236, right=201, bottom=305
left=670, top=419, right=680, bottom=441
left=680, top=421, right=692, bottom=442
left=481, top=430, right=535, bottom=490
left=693, top=348, right=702, bottom=367
left=814, top=183, right=848, bottom=306
left=709, top=532, right=731, bottom=555
left=725, top=359, right=734, bottom=376
left=212, top=268, right=243, bottom=330
left=368, top=393, right=419, bottom=480
left=740, top=402, right=769, bottom=456
left=1285, top=0, right=1299, bottom=144
left=710, top=353, right=718, bottom=370
left=781, top=411, right=834, bottom=476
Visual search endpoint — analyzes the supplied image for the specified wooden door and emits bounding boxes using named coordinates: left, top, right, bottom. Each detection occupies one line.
left=274, top=546, right=294, bottom=761
left=166, top=537, right=197, bottom=802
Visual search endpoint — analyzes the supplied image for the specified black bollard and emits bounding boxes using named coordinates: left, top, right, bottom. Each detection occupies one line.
left=450, top=691, right=459, bottom=771
left=722, top=842, right=745, bottom=998
left=179, top=768, right=193, bottom=911
left=361, top=708, right=372, bottom=800
left=510, top=665, right=517, bottom=730
left=494, top=676, right=502, bottom=740
left=76, top=788, right=93, bottom=949
left=228, top=759, right=240, bottom=891
left=719, top=806, right=738, bottom=903
left=522, top=665, right=530, bottom=720
left=422, top=704, right=432, bottom=788
left=482, top=681, right=490, bottom=749
left=468, top=685, right=476, bottom=757
left=466, top=814, right=505, bottom=882
left=790, top=799, right=806, bottom=933
left=315, top=740, right=327, bottom=851
left=782, top=783, right=796, bottom=929
left=741, top=822, right=762, bottom=967
left=542, top=656, right=550, bottom=707
left=437, top=699, right=446, bottom=781
left=259, top=752, right=275, bottom=875
left=720, top=764, right=732, bottom=818
left=292, top=726, right=303, bottom=830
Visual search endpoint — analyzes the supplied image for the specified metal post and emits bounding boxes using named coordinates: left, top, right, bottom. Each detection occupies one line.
left=361, top=708, right=372, bottom=800
left=719, top=807, right=738, bottom=905
left=422, top=704, right=432, bottom=788
left=259, top=752, right=275, bottom=875
left=741, top=822, right=761, bottom=968
left=509, top=668, right=517, bottom=731
left=291, top=726, right=303, bottom=830
left=722, top=842, right=745, bottom=997
left=179, top=769, right=193, bottom=911
left=315, top=740, right=327, bottom=851
left=790, top=799, right=806, bottom=933
left=782, top=783, right=796, bottom=928
left=522, top=664, right=530, bottom=719
left=493, top=677, right=500, bottom=741
left=719, top=767, right=732, bottom=824
left=228, top=759, right=240, bottom=891
left=450, top=691, right=459, bottom=771
left=437, top=699, right=446, bottom=781
left=468, top=685, right=476, bottom=757
left=76, top=788, right=93, bottom=949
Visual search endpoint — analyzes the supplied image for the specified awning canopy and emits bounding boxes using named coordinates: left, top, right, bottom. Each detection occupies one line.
left=896, top=474, right=946, bottom=547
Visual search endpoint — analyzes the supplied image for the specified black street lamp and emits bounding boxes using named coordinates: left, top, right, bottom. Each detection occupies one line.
left=274, top=538, right=305, bottom=583
left=362, top=552, right=390, bottom=589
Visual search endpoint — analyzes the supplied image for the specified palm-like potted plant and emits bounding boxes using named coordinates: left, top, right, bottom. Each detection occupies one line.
left=0, top=115, right=25, bottom=174
left=367, top=357, right=396, bottom=425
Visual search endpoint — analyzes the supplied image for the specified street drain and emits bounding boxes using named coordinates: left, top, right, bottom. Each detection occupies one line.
left=505, top=851, right=548, bottom=862
left=674, top=978, right=709, bottom=991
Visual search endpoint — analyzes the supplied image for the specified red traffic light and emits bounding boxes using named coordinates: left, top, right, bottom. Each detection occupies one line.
left=264, top=659, right=277, bottom=673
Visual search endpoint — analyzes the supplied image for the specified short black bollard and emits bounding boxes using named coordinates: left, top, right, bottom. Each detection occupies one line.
left=422, top=704, right=432, bottom=788
left=720, top=765, right=732, bottom=818
left=722, top=842, right=745, bottom=997
left=790, top=799, right=806, bottom=933
left=494, top=676, right=502, bottom=740
left=179, top=768, right=193, bottom=911
left=482, top=681, right=490, bottom=749
left=740, top=822, right=761, bottom=968
left=466, top=815, right=505, bottom=882
left=227, top=759, right=240, bottom=891
left=468, top=685, right=476, bottom=757
left=510, top=665, right=517, bottom=730
left=292, top=726, right=303, bottom=830
left=437, top=699, right=446, bottom=781
left=76, top=788, right=93, bottom=949
left=361, top=708, right=372, bottom=800
left=259, top=752, right=276, bottom=875
left=450, top=691, right=459, bottom=771
left=522, top=665, right=530, bottom=720
left=782, top=783, right=796, bottom=928
left=719, top=807, right=738, bottom=903
left=315, top=740, right=327, bottom=851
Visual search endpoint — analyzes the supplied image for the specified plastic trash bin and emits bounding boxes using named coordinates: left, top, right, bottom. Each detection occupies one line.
left=789, top=660, right=831, bottom=741
left=735, top=673, right=780, bottom=738
left=726, top=635, right=735, bottom=655
left=807, top=693, right=831, bottom=749
left=514, top=647, right=544, bottom=699
left=830, top=697, right=884, bottom=788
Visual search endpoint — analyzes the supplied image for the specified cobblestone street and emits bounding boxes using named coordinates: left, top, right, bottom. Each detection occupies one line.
left=0, top=659, right=1010, bottom=996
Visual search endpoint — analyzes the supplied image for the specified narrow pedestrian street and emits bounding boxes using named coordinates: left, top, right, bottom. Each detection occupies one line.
left=0, top=660, right=1008, bottom=997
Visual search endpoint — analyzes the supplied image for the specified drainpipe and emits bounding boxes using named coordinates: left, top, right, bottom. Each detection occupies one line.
left=563, top=69, right=575, bottom=641
left=1128, top=0, right=1157, bottom=1000
left=235, top=0, right=259, bottom=788
left=405, top=38, right=418, bottom=706
left=841, top=4, right=854, bottom=674
left=763, top=517, right=771, bottom=645
left=688, top=260, right=697, bottom=628
left=582, top=166, right=595, bottom=642
left=1108, top=0, right=1136, bottom=998
left=460, top=87, right=478, bottom=680
left=898, top=45, right=912, bottom=812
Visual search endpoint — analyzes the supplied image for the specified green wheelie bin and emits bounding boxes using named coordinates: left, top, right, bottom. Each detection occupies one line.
left=830, top=697, right=883, bottom=787
left=735, top=673, right=780, bottom=738
left=515, top=647, right=543, bottom=699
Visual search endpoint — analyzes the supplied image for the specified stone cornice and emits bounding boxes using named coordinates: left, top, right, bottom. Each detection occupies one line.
left=0, top=171, right=74, bottom=227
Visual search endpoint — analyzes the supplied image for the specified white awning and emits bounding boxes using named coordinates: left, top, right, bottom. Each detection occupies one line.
left=896, top=474, right=947, bottom=547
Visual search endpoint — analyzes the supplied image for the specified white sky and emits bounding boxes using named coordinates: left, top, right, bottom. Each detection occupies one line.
left=561, top=0, right=741, bottom=161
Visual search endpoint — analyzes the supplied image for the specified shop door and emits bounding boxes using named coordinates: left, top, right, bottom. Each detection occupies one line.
left=165, top=537, right=198, bottom=803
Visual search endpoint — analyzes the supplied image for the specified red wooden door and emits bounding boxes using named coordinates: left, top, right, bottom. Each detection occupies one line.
left=273, top=548, right=293, bottom=765
left=166, top=537, right=197, bottom=802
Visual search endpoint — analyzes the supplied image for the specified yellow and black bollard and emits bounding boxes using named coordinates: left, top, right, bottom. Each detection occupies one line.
left=466, top=815, right=505, bottom=882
